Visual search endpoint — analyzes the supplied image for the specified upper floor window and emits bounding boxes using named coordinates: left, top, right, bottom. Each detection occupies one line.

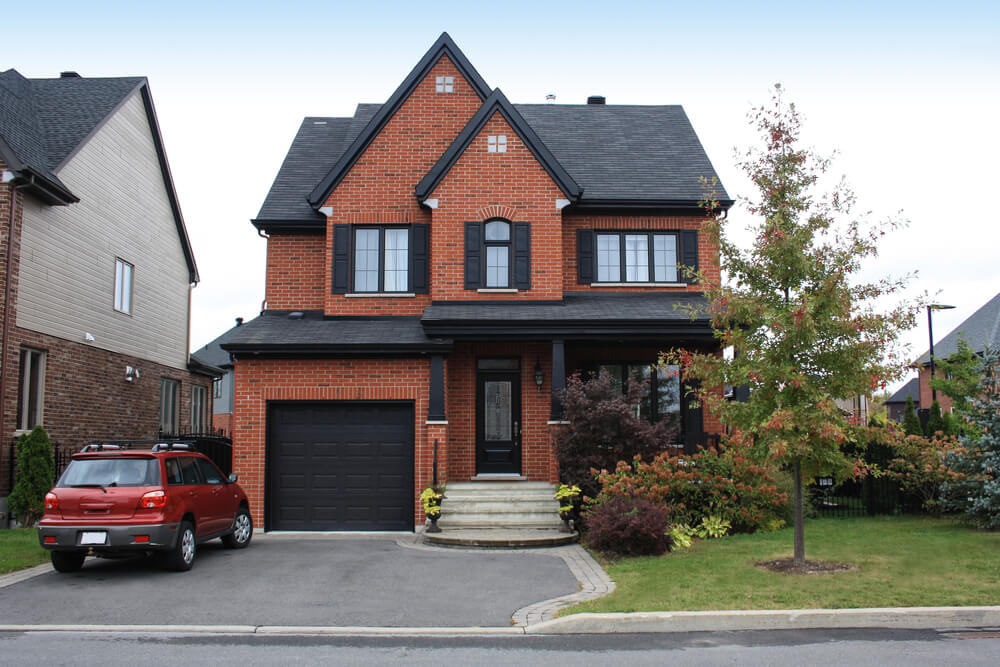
left=114, top=258, right=134, bottom=314
left=435, top=76, right=454, bottom=93
left=17, top=348, right=46, bottom=431
left=353, top=227, right=409, bottom=293
left=331, top=224, right=428, bottom=295
left=484, top=220, right=511, bottom=288
left=596, top=232, right=678, bottom=283
left=465, top=219, right=530, bottom=290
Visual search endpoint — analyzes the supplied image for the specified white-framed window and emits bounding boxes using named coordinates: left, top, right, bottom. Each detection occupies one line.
left=17, top=348, right=46, bottom=431
left=160, top=378, right=179, bottom=436
left=487, top=135, right=507, bottom=153
left=435, top=76, right=454, bottom=93
left=213, top=378, right=223, bottom=399
left=114, top=258, right=134, bottom=314
left=191, top=385, right=207, bottom=433
left=353, top=226, right=409, bottom=293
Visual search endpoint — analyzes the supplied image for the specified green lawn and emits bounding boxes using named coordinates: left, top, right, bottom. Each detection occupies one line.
left=0, top=529, right=48, bottom=574
left=569, top=517, right=1000, bottom=613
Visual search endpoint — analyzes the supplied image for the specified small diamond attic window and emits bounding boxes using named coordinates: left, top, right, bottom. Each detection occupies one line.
left=435, top=76, right=454, bottom=93
left=488, top=136, right=507, bottom=153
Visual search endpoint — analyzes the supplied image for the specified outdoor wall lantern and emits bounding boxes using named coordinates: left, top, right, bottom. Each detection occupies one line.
left=534, top=358, right=544, bottom=391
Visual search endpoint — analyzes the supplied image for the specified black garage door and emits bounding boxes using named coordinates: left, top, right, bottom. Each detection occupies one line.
left=267, top=402, right=414, bottom=531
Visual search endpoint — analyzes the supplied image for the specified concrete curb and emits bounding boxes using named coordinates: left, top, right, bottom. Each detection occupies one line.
left=526, top=607, right=1000, bottom=634
left=0, top=563, right=51, bottom=590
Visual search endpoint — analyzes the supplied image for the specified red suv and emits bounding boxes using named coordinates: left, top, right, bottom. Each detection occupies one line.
left=38, top=443, right=252, bottom=572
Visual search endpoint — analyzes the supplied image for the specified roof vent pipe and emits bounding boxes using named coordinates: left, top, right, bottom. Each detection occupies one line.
left=587, top=95, right=606, bottom=105
left=235, top=317, right=243, bottom=327
left=60, top=71, right=81, bottom=78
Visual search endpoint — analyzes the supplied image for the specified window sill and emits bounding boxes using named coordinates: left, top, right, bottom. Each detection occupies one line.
left=476, top=288, right=519, bottom=293
left=344, top=292, right=416, bottom=298
left=590, top=282, right=687, bottom=288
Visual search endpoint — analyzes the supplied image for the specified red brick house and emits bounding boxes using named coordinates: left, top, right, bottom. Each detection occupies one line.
left=0, top=70, right=216, bottom=504
left=225, top=34, right=732, bottom=532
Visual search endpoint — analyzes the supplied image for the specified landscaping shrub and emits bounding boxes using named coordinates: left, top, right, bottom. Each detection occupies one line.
left=885, top=431, right=964, bottom=514
left=902, top=395, right=923, bottom=436
left=594, top=447, right=787, bottom=533
left=582, top=497, right=671, bottom=557
left=555, top=370, right=680, bottom=500
left=8, top=426, right=55, bottom=528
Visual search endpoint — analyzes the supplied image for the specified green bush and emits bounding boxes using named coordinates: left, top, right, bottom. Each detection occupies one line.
left=8, top=426, right=54, bottom=527
left=594, top=448, right=787, bottom=533
left=902, top=395, right=923, bottom=436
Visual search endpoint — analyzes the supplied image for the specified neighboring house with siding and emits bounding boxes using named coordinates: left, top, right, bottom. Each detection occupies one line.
left=885, top=378, right=919, bottom=423
left=0, top=68, right=217, bottom=501
left=223, top=34, right=732, bottom=533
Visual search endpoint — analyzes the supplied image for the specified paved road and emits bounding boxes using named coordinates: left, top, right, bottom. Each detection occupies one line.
left=1, top=628, right=998, bottom=666
left=0, top=537, right=577, bottom=627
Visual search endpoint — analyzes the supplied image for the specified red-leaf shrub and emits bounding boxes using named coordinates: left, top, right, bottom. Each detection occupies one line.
left=582, top=497, right=672, bottom=556
left=595, top=448, right=786, bottom=533
left=555, top=370, right=680, bottom=500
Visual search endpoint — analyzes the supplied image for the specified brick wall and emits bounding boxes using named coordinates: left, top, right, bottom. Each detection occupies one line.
left=321, top=55, right=482, bottom=317
left=265, top=233, right=326, bottom=310
left=918, top=365, right=954, bottom=413
left=427, top=112, right=565, bottom=301
left=231, top=356, right=439, bottom=529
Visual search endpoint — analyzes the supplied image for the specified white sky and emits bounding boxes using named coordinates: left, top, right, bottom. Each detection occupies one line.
left=6, top=1, right=999, bottom=392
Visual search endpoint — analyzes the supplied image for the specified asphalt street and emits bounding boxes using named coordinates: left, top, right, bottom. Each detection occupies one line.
left=1, top=628, right=998, bottom=666
left=0, top=537, right=577, bottom=627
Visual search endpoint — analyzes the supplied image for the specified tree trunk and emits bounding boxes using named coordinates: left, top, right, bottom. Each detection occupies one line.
left=793, top=458, right=805, bottom=564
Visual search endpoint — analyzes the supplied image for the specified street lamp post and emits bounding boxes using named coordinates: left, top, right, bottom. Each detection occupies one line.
left=927, top=304, right=956, bottom=404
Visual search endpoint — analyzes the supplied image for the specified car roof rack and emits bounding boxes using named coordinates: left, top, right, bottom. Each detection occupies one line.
left=151, top=442, right=196, bottom=452
left=80, top=443, right=123, bottom=452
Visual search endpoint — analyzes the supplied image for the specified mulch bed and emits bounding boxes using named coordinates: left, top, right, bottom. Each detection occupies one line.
left=755, top=558, right=854, bottom=575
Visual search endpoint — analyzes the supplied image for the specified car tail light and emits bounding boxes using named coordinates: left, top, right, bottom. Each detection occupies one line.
left=44, top=536, right=57, bottom=544
left=134, top=535, right=150, bottom=543
left=137, top=490, right=167, bottom=509
left=44, top=492, right=59, bottom=511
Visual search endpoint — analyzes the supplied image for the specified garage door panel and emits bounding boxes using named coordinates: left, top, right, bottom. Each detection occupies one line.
left=268, top=402, right=414, bottom=531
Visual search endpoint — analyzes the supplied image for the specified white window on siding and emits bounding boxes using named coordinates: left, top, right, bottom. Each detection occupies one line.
left=114, top=258, right=134, bottom=314
left=17, top=348, right=46, bottom=431
left=160, top=378, right=179, bottom=436
left=191, top=385, right=207, bottom=433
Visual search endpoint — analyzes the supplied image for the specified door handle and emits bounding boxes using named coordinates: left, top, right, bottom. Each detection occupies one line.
left=514, top=421, right=520, bottom=439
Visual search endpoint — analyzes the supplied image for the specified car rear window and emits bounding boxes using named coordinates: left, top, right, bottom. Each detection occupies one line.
left=57, top=458, right=160, bottom=488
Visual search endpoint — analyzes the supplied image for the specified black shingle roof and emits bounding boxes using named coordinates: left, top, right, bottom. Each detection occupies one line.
left=220, top=311, right=452, bottom=355
left=886, top=377, right=919, bottom=405
left=914, top=292, right=1000, bottom=365
left=423, top=292, right=709, bottom=322
left=191, top=320, right=249, bottom=369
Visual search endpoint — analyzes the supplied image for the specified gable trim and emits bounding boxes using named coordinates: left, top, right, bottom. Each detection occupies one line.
left=307, top=32, right=491, bottom=209
left=415, top=88, right=583, bottom=203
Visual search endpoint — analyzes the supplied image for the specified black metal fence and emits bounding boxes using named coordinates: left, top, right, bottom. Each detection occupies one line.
left=811, top=475, right=919, bottom=518
left=5, top=432, right=233, bottom=492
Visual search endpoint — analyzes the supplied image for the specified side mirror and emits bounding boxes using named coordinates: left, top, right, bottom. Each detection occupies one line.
left=227, top=473, right=238, bottom=484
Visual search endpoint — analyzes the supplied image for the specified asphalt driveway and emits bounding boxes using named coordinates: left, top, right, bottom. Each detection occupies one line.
left=0, top=536, right=579, bottom=627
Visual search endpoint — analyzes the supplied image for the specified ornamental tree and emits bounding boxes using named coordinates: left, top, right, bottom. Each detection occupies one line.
left=673, top=85, right=918, bottom=564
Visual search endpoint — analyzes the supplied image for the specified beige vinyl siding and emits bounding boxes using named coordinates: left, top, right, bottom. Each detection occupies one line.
left=16, top=91, right=191, bottom=370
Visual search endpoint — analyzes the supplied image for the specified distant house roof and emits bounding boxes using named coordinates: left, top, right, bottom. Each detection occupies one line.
left=191, top=320, right=250, bottom=369
left=885, top=378, right=919, bottom=405
left=914, top=292, right=1000, bottom=365
left=0, top=69, right=199, bottom=282
left=252, top=34, right=730, bottom=232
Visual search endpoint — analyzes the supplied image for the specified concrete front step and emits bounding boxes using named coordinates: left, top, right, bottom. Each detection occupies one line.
left=437, top=481, right=564, bottom=531
left=424, top=528, right=579, bottom=549
left=445, top=481, right=556, bottom=491
left=443, top=501, right=559, bottom=513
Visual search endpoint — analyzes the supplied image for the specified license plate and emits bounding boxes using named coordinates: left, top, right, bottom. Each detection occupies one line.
left=80, top=531, right=107, bottom=545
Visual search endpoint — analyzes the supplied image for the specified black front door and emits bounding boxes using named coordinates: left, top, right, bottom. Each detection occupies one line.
left=476, top=370, right=521, bottom=474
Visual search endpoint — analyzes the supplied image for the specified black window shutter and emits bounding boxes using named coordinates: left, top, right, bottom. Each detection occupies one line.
left=464, top=222, right=482, bottom=289
left=682, top=378, right=705, bottom=454
left=410, top=224, right=429, bottom=293
left=681, top=229, right=699, bottom=283
left=513, top=222, right=531, bottom=290
left=332, top=224, right=351, bottom=294
left=577, top=229, right=594, bottom=284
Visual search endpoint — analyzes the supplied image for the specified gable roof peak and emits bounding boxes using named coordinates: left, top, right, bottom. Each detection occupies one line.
left=415, top=86, right=583, bottom=202
left=307, top=33, right=491, bottom=208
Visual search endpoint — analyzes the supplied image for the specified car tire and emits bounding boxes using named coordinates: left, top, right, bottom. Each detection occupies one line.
left=162, top=521, right=196, bottom=571
left=222, top=507, right=252, bottom=549
left=51, top=550, right=86, bottom=573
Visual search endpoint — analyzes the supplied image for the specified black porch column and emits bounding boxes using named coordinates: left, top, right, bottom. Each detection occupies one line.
left=550, top=339, right=566, bottom=420
left=428, top=354, right=446, bottom=421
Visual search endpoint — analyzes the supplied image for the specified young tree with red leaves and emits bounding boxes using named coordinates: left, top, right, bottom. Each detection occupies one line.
left=675, top=85, right=918, bottom=564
